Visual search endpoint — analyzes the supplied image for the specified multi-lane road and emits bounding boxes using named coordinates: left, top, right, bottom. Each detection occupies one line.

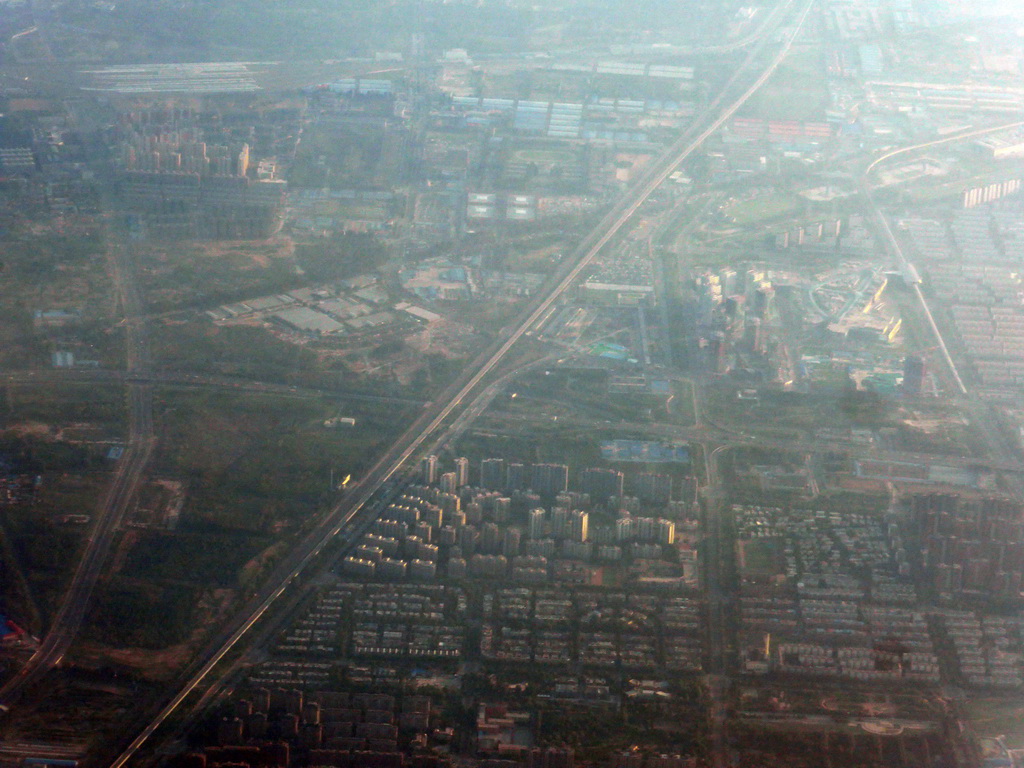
left=102, top=1, right=818, bottom=763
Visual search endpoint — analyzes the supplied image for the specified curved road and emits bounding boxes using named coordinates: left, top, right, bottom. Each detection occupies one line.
left=861, top=126, right=1024, bottom=499
left=861, top=118, right=1024, bottom=399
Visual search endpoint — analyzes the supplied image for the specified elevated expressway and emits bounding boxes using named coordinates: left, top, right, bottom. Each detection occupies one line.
left=108, top=1, right=818, bottom=763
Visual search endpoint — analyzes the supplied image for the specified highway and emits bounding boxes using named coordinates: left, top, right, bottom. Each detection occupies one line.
left=391, top=0, right=816, bottom=477
left=423, top=353, right=555, bottom=459
left=115, top=354, right=557, bottom=756
left=107, top=1, right=817, bottom=763
left=0, top=243, right=156, bottom=707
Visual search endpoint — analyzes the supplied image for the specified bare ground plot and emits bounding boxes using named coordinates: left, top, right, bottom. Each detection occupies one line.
left=152, top=387, right=413, bottom=534
left=135, top=238, right=299, bottom=313
left=0, top=225, right=121, bottom=369
left=0, top=669, right=145, bottom=758
left=149, top=319, right=321, bottom=384
left=3, top=381, right=127, bottom=438
left=75, top=587, right=236, bottom=681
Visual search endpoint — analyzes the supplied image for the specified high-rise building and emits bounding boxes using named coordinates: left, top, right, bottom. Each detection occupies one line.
left=421, top=455, right=438, bottom=484
left=549, top=506, right=568, bottom=538
left=502, top=527, right=522, bottom=557
left=217, top=717, right=244, bottom=746
left=237, top=142, right=250, bottom=176
left=439, top=472, right=458, bottom=494
left=454, top=456, right=470, bottom=487
left=492, top=496, right=511, bottom=523
left=903, top=354, right=927, bottom=396
left=679, top=476, right=699, bottom=505
left=657, top=518, right=676, bottom=545
left=636, top=473, right=673, bottom=504
left=440, top=496, right=462, bottom=524
left=525, top=539, right=555, bottom=558
left=480, top=458, right=506, bottom=490
left=457, top=525, right=479, bottom=555
left=421, top=504, right=442, bottom=528
left=751, top=285, right=774, bottom=319
left=531, top=463, right=569, bottom=496
left=569, top=510, right=589, bottom=542
left=528, top=508, right=546, bottom=538
left=508, top=462, right=528, bottom=491
left=744, top=317, right=765, bottom=354
left=580, top=468, right=624, bottom=504
left=480, top=522, right=501, bottom=552
left=616, top=516, right=674, bottom=544
left=719, top=268, right=738, bottom=296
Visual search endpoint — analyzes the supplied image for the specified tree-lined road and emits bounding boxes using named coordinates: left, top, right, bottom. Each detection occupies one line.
left=1, top=367, right=428, bottom=407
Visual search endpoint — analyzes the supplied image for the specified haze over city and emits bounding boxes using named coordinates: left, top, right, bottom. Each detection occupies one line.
left=1, top=0, right=1024, bottom=766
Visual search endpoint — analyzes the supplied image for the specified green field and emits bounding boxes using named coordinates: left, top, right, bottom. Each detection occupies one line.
left=964, top=697, right=1024, bottom=748
left=510, top=147, right=576, bottom=165
left=723, top=194, right=804, bottom=226
left=738, top=538, right=783, bottom=578
left=153, top=388, right=414, bottom=533
left=669, top=380, right=697, bottom=426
